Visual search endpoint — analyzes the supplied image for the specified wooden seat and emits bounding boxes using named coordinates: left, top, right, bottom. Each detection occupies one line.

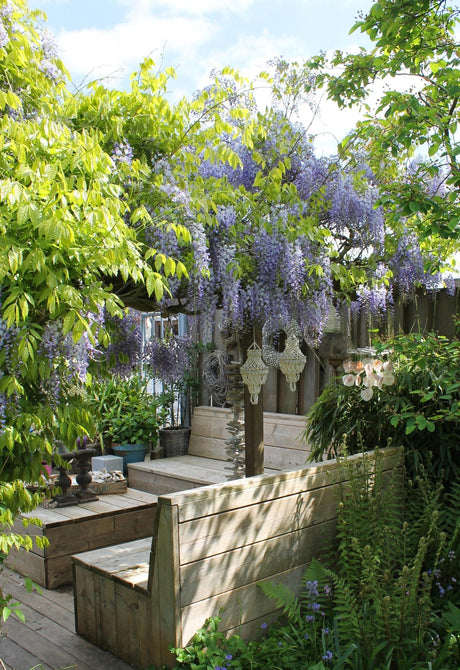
left=7, top=488, right=157, bottom=588
left=127, top=406, right=309, bottom=494
left=72, top=447, right=403, bottom=670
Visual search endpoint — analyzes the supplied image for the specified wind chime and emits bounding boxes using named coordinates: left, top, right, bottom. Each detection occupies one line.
left=224, top=362, right=246, bottom=479
left=240, top=331, right=307, bottom=405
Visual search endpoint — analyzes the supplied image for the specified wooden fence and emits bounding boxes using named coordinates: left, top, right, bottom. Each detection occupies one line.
left=197, top=287, right=459, bottom=417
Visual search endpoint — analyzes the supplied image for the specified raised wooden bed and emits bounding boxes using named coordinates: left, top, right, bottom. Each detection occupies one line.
left=127, top=406, right=311, bottom=494
left=7, top=488, right=157, bottom=589
left=72, top=447, right=403, bottom=669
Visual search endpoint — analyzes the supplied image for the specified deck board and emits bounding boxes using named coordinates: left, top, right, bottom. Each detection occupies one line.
left=0, top=566, right=135, bottom=670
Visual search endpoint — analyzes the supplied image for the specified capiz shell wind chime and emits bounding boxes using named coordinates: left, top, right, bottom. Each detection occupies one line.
left=240, top=342, right=269, bottom=405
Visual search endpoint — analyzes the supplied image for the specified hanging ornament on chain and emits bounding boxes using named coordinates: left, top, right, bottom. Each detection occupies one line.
left=240, top=342, right=269, bottom=405
left=279, top=333, right=306, bottom=392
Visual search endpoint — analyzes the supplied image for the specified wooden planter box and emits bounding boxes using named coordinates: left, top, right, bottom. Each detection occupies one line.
left=7, top=488, right=157, bottom=588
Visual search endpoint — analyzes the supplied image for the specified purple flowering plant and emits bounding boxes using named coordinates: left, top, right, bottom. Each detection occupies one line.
left=144, top=333, right=199, bottom=428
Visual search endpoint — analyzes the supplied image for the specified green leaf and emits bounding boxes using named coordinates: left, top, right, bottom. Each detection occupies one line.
left=62, top=311, right=76, bottom=335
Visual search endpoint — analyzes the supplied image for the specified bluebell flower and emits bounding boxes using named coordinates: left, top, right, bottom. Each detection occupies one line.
left=322, top=650, right=333, bottom=664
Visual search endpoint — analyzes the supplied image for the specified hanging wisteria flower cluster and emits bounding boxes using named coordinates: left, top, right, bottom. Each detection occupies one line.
left=143, top=333, right=197, bottom=426
left=342, top=357, right=395, bottom=401
left=144, top=334, right=194, bottom=387
left=139, top=106, right=456, bottom=349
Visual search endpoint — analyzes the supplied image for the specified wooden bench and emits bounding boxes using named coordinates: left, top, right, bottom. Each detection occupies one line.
left=72, top=446, right=403, bottom=669
left=7, top=488, right=157, bottom=589
left=127, top=405, right=310, bottom=494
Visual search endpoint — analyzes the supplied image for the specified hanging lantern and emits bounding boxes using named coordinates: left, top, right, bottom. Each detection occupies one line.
left=240, top=342, right=269, bottom=405
left=324, top=305, right=342, bottom=333
left=319, top=303, right=349, bottom=372
left=279, top=334, right=306, bottom=392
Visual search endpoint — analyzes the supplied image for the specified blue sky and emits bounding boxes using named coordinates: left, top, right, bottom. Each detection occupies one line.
left=29, top=0, right=375, bottom=155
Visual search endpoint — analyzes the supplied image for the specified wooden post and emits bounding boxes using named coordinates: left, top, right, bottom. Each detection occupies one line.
left=243, top=328, right=264, bottom=476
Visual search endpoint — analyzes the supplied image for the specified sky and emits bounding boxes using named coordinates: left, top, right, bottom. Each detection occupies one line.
left=28, top=0, right=376, bottom=156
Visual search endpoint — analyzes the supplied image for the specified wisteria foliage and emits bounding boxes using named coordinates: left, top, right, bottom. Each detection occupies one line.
left=140, top=109, right=453, bottom=340
left=0, top=0, right=456, bottom=489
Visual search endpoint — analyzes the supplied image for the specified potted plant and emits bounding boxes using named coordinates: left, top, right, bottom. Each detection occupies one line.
left=88, top=374, right=160, bottom=472
left=144, top=333, right=199, bottom=457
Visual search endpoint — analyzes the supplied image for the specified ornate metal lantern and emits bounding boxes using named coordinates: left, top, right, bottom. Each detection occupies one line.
left=279, top=334, right=306, bottom=392
left=240, top=342, right=269, bottom=405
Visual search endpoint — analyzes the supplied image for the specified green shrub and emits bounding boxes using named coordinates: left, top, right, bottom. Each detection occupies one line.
left=86, top=374, right=161, bottom=449
left=305, top=332, right=460, bottom=490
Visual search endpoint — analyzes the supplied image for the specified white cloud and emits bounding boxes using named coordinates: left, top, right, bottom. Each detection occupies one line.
left=118, top=0, right=255, bottom=16
left=57, top=14, right=214, bottom=87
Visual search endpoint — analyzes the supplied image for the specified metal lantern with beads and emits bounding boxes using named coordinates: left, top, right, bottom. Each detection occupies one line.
left=279, top=333, right=306, bottom=391
left=240, top=342, right=269, bottom=405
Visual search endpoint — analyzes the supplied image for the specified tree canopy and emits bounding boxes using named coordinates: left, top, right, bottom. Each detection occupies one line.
left=308, top=0, right=460, bottom=250
left=0, top=0, right=457, bottom=496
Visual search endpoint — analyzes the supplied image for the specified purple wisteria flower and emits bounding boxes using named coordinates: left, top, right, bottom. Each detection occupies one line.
left=144, top=334, right=193, bottom=387
left=112, top=141, right=134, bottom=166
left=103, top=309, right=143, bottom=377
left=0, top=22, right=8, bottom=49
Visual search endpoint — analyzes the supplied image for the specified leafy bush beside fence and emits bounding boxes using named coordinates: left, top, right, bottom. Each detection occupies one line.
left=305, top=331, right=460, bottom=490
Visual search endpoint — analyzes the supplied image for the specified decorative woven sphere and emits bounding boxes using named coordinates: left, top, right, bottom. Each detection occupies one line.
left=240, top=342, right=269, bottom=405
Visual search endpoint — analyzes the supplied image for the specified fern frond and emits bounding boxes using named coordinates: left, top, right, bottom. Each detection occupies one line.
left=259, top=580, right=302, bottom=625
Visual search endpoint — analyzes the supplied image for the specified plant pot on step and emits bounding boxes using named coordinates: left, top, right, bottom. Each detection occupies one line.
left=159, top=427, right=191, bottom=458
left=112, top=443, right=148, bottom=475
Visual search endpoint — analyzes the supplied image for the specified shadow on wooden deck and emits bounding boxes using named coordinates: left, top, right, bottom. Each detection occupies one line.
left=0, top=567, right=136, bottom=670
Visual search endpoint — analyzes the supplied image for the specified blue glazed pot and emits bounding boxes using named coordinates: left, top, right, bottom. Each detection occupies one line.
left=111, top=444, right=147, bottom=475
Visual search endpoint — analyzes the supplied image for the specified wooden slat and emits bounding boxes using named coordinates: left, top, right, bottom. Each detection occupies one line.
left=180, top=519, right=336, bottom=606
left=74, top=564, right=98, bottom=644
left=178, top=485, right=337, bottom=564
left=73, top=538, right=151, bottom=571
left=130, top=455, right=230, bottom=476
left=188, top=435, right=230, bottom=460
left=263, top=444, right=308, bottom=469
left=153, top=503, right=182, bottom=661
left=160, top=447, right=403, bottom=522
left=128, top=469, right=211, bottom=495
left=180, top=564, right=306, bottom=645
left=96, top=571, right=116, bottom=652
left=6, top=547, right=47, bottom=586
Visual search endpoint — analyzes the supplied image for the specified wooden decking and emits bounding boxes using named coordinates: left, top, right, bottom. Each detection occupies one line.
left=0, top=566, right=135, bottom=670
